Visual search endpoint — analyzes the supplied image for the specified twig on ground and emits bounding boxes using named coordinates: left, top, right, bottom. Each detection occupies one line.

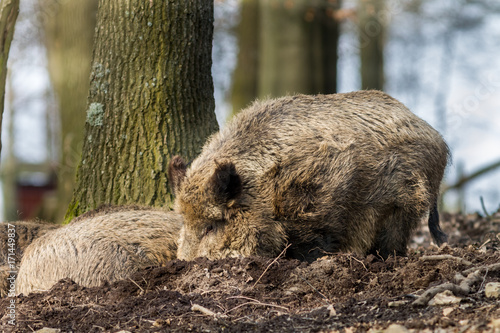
left=375, top=250, right=385, bottom=262
left=252, top=244, right=291, bottom=287
left=297, top=274, right=330, bottom=303
left=348, top=255, right=368, bottom=271
left=227, top=295, right=263, bottom=302
left=225, top=300, right=289, bottom=314
left=479, top=239, right=491, bottom=250
left=419, top=254, right=472, bottom=266
left=463, top=262, right=500, bottom=275
left=192, top=303, right=229, bottom=324
left=128, top=277, right=144, bottom=293
left=477, top=268, right=489, bottom=293
left=192, top=304, right=218, bottom=317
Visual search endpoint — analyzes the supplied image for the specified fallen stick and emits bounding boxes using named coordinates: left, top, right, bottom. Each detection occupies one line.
left=463, top=262, right=500, bottom=275
left=225, top=301, right=289, bottom=314
left=128, top=278, right=145, bottom=293
left=192, top=304, right=229, bottom=325
left=419, top=255, right=472, bottom=266
left=192, top=304, right=225, bottom=318
left=252, top=243, right=291, bottom=287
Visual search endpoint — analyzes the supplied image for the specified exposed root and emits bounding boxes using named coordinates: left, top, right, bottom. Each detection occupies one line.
left=463, top=262, right=500, bottom=275
left=412, top=262, right=500, bottom=306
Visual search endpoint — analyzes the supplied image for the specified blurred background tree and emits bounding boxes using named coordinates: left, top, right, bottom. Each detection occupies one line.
left=2, top=0, right=500, bottom=221
left=0, top=0, right=19, bottom=222
left=0, top=0, right=19, bottom=157
left=231, top=0, right=341, bottom=115
left=38, top=0, right=98, bottom=222
left=358, top=0, right=384, bottom=90
left=230, top=0, right=260, bottom=114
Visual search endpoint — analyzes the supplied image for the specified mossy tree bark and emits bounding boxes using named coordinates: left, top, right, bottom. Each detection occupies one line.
left=40, top=0, right=98, bottom=222
left=258, top=0, right=340, bottom=99
left=65, top=1, right=218, bottom=222
left=358, top=0, right=385, bottom=90
left=0, top=0, right=19, bottom=157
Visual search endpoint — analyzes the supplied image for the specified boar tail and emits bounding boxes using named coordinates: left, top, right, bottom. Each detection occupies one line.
left=428, top=200, right=447, bottom=246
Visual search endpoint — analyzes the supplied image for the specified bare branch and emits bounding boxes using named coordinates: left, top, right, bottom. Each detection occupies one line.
left=443, top=160, right=500, bottom=193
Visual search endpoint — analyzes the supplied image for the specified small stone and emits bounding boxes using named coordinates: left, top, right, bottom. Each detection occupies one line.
left=428, top=290, right=462, bottom=306
left=327, top=304, right=337, bottom=316
left=152, top=319, right=165, bottom=327
left=442, top=307, right=454, bottom=317
left=485, top=282, right=500, bottom=298
left=284, top=286, right=300, bottom=296
left=385, top=324, right=409, bottom=333
left=34, top=329, right=61, bottom=333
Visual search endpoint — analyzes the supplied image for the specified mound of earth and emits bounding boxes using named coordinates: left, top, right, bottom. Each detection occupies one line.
left=1, top=211, right=499, bottom=332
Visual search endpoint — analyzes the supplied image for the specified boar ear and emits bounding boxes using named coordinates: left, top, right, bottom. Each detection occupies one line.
left=210, top=161, right=242, bottom=204
left=168, top=155, right=187, bottom=196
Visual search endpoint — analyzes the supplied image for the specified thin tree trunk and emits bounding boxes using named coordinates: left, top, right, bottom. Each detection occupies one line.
left=1, top=72, right=16, bottom=221
left=0, top=0, right=19, bottom=157
left=65, top=1, right=218, bottom=222
left=39, top=0, right=98, bottom=222
left=258, top=0, right=340, bottom=99
left=358, top=0, right=385, bottom=90
left=230, top=0, right=260, bottom=116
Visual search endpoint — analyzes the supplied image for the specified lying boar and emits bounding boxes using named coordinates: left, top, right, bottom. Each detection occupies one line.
left=169, top=91, right=449, bottom=261
left=0, top=221, right=60, bottom=297
left=16, top=206, right=182, bottom=295
left=0, top=220, right=61, bottom=265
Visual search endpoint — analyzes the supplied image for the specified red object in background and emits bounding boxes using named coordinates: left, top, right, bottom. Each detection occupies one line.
left=15, top=175, right=57, bottom=220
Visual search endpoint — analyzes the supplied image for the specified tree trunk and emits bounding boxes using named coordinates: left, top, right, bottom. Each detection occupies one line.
left=39, top=0, right=98, bottom=222
left=258, top=0, right=340, bottom=98
left=0, top=0, right=19, bottom=157
left=358, top=0, right=385, bottom=90
left=230, top=0, right=260, bottom=116
left=1, top=73, right=16, bottom=221
left=65, top=0, right=218, bottom=222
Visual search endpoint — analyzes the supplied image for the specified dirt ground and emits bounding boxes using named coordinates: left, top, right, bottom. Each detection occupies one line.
left=1, top=210, right=499, bottom=333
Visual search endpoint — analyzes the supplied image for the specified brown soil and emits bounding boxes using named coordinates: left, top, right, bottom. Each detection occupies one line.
left=1, top=212, right=499, bottom=333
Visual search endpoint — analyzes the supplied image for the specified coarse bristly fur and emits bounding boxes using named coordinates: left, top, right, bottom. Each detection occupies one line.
left=15, top=206, right=182, bottom=296
left=169, top=91, right=449, bottom=262
left=0, top=221, right=60, bottom=297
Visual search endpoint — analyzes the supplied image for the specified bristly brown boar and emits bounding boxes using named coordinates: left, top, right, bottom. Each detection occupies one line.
left=169, top=91, right=449, bottom=262
left=15, top=206, right=182, bottom=295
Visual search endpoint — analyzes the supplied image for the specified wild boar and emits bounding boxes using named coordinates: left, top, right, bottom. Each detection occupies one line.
left=0, top=221, right=60, bottom=297
left=168, top=91, right=449, bottom=262
left=0, top=220, right=61, bottom=265
left=15, top=206, right=182, bottom=295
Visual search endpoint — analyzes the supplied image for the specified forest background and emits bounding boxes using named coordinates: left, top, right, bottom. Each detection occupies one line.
left=1, top=0, right=499, bottom=223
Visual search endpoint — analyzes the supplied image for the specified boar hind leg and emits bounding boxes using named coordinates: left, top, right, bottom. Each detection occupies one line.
left=369, top=208, right=418, bottom=258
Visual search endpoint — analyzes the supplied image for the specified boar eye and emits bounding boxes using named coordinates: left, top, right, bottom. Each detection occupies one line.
left=204, top=225, right=214, bottom=236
